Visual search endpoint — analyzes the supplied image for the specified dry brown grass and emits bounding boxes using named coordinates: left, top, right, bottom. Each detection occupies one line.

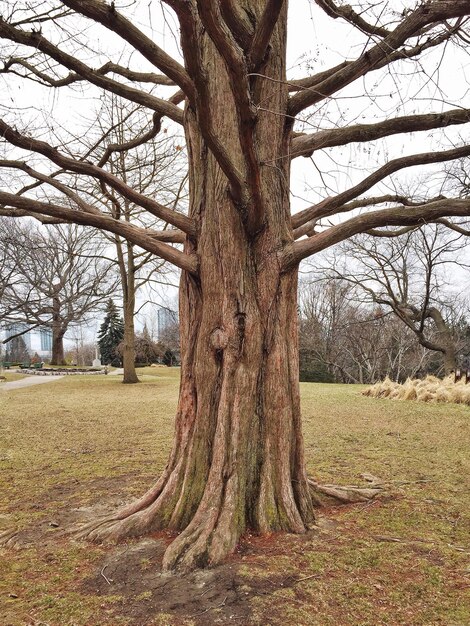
left=1, top=371, right=469, bottom=626
left=363, top=374, right=470, bottom=406
left=0, top=371, right=29, bottom=383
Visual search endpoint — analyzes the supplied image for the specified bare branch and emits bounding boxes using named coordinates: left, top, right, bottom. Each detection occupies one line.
left=0, top=120, right=195, bottom=236
left=0, top=18, right=183, bottom=124
left=249, top=0, right=286, bottom=70
left=147, top=229, right=186, bottom=244
left=313, top=0, right=390, bottom=37
left=98, top=90, right=184, bottom=168
left=96, top=62, right=176, bottom=87
left=292, top=144, right=470, bottom=229
left=289, top=1, right=470, bottom=116
left=0, top=191, right=197, bottom=274
left=366, top=225, right=420, bottom=238
left=291, top=108, right=470, bottom=159
left=60, top=0, right=194, bottom=99
left=283, top=198, right=470, bottom=269
left=195, top=0, right=265, bottom=232
left=220, top=1, right=253, bottom=50
left=167, top=1, right=247, bottom=207
left=434, top=217, right=470, bottom=236
left=0, top=160, right=102, bottom=216
left=330, top=195, right=419, bottom=212
left=0, top=207, right=64, bottom=224
left=1, top=324, right=41, bottom=345
left=288, top=29, right=454, bottom=93
left=1, top=57, right=176, bottom=88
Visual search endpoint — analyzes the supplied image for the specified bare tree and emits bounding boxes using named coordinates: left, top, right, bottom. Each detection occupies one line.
left=317, top=225, right=470, bottom=375
left=0, top=220, right=116, bottom=364
left=66, top=325, right=96, bottom=366
left=1, top=1, right=470, bottom=571
left=158, top=316, right=180, bottom=355
left=299, top=278, right=428, bottom=383
left=82, top=96, right=185, bottom=383
left=124, top=324, right=165, bottom=366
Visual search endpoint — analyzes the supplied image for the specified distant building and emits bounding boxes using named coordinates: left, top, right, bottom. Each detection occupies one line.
left=2, top=323, right=53, bottom=360
left=157, top=307, right=178, bottom=340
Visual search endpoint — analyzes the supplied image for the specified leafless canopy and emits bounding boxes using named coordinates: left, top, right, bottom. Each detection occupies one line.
left=0, top=220, right=117, bottom=342
left=308, top=224, right=470, bottom=374
left=1, top=1, right=470, bottom=274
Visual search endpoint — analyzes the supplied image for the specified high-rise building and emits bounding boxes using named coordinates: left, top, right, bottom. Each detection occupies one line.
left=2, top=324, right=53, bottom=360
left=157, top=307, right=178, bottom=340
left=5, top=323, right=31, bottom=350
left=40, top=328, right=53, bottom=353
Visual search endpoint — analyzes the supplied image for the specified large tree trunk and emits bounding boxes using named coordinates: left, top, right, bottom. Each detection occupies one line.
left=50, top=295, right=66, bottom=365
left=83, top=260, right=316, bottom=570
left=114, top=229, right=139, bottom=383
left=427, top=307, right=457, bottom=375
left=50, top=332, right=65, bottom=366
left=79, top=1, right=380, bottom=571
left=122, top=279, right=139, bottom=384
left=442, top=346, right=457, bottom=376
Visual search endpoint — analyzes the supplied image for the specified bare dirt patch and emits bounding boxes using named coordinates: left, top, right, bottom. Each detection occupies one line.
left=0, top=473, right=142, bottom=554
left=82, top=538, right=246, bottom=625
left=80, top=532, right=330, bottom=626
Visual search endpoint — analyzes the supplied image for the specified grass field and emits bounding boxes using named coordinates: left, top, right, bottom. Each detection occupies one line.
left=0, top=372, right=29, bottom=382
left=0, top=368, right=469, bottom=626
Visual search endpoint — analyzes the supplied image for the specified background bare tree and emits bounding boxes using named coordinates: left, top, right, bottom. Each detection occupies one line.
left=299, top=278, right=428, bottom=384
left=2, top=0, right=470, bottom=571
left=0, top=220, right=116, bottom=364
left=122, top=323, right=165, bottom=366
left=311, top=225, right=470, bottom=375
left=66, top=323, right=97, bottom=366
left=81, top=96, right=186, bottom=383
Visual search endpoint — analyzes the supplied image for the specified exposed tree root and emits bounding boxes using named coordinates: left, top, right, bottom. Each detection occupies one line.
left=1, top=475, right=385, bottom=574
left=0, top=470, right=386, bottom=559
left=308, top=478, right=384, bottom=506
left=0, top=529, right=20, bottom=549
left=73, top=504, right=164, bottom=544
left=73, top=506, right=240, bottom=573
left=70, top=475, right=385, bottom=572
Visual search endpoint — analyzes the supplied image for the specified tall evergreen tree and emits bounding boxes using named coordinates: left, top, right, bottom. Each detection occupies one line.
left=98, top=300, right=125, bottom=367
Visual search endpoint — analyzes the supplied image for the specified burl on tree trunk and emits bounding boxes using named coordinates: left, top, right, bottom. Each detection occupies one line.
left=76, top=2, right=381, bottom=571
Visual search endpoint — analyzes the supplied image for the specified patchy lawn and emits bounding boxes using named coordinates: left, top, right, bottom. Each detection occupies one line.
left=0, top=371, right=469, bottom=626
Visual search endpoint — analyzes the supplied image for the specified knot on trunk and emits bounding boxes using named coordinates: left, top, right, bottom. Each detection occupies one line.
left=210, top=328, right=229, bottom=351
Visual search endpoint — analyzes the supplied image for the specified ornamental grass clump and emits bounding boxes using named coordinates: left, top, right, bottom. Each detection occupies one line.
left=363, top=375, right=470, bottom=406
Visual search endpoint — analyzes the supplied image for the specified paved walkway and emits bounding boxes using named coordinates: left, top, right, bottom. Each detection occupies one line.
left=108, top=368, right=124, bottom=376
left=0, top=376, right=64, bottom=391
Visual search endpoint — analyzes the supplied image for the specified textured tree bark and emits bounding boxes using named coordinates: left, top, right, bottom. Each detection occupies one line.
left=426, top=307, right=456, bottom=375
left=79, top=3, right=315, bottom=569
left=50, top=295, right=66, bottom=366
left=82, top=261, right=316, bottom=571
left=114, top=228, right=139, bottom=383
left=122, top=272, right=139, bottom=384
left=443, top=349, right=457, bottom=376
left=50, top=331, right=65, bottom=366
